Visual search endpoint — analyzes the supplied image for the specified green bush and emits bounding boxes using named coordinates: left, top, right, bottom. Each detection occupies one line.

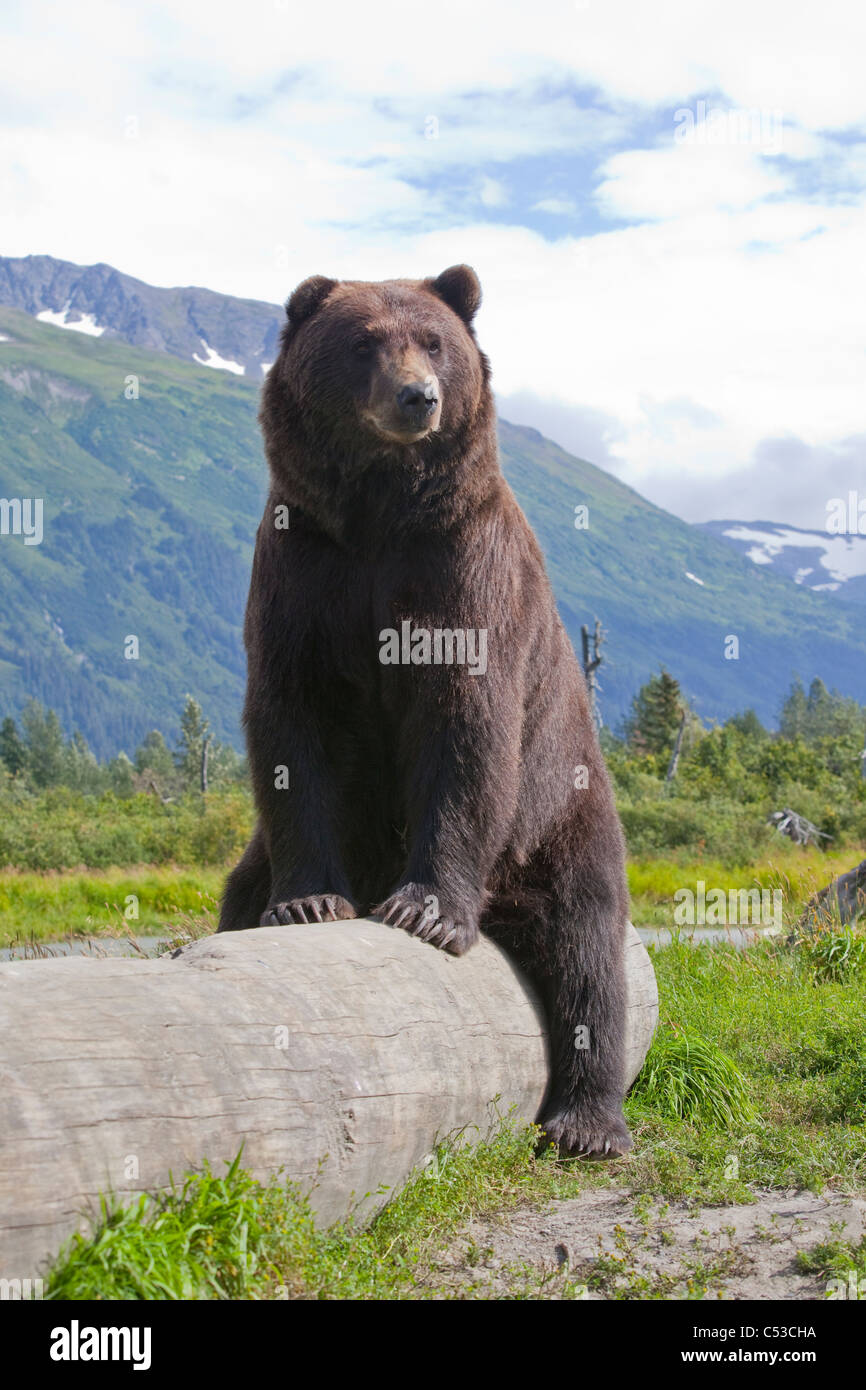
left=0, top=785, right=254, bottom=870
left=617, top=798, right=769, bottom=861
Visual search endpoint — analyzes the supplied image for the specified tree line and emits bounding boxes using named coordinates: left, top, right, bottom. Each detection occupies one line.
left=0, top=696, right=246, bottom=798
left=619, top=671, right=866, bottom=785
left=1, top=674, right=864, bottom=813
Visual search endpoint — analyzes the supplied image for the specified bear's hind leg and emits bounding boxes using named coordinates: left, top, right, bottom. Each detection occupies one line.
left=485, top=850, right=631, bottom=1159
left=537, top=909, right=632, bottom=1158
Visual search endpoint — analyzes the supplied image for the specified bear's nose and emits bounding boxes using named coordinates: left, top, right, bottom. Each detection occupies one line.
left=396, top=381, right=438, bottom=417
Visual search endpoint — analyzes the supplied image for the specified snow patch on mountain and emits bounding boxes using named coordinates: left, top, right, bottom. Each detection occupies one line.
left=722, top=525, right=866, bottom=585
left=36, top=302, right=105, bottom=336
left=192, top=339, right=245, bottom=375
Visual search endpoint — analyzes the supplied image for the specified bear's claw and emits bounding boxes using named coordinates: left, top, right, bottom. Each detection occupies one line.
left=260, top=894, right=356, bottom=926
left=373, top=887, right=478, bottom=956
left=538, top=1105, right=632, bottom=1161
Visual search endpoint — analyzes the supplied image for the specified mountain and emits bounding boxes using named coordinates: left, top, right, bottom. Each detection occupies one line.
left=499, top=428, right=866, bottom=729
left=698, top=519, right=866, bottom=605
left=1, top=274, right=865, bottom=757
left=0, top=254, right=283, bottom=379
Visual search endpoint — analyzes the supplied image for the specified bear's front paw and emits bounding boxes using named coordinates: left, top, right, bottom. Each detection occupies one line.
left=372, top=884, right=479, bottom=956
left=537, top=1103, right=632, bottom=1160
left=260, top=894, right=356, bottom=926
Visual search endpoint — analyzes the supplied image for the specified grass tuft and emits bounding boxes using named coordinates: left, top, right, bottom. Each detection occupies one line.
left=795, top=925, right=866, bottom=984
left=630, top=1026, right=756, bottom=1128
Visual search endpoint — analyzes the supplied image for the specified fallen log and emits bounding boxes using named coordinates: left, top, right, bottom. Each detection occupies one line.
left=768, top=807, right=831, bottom=847
left=0, top=921, right=657, bottom=1282
left=798, top=857, right=866, bottom=933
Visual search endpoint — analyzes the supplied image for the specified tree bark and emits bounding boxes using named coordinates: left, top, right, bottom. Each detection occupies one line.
left=0, top=921, right=657, bottom=1281
left=665, top=710, right=687, bottom=782
left=581, top=618, right=605, bottom=730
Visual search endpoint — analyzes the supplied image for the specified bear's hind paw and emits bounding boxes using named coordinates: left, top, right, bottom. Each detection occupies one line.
left=537, top=1105, right=632, bottom=1161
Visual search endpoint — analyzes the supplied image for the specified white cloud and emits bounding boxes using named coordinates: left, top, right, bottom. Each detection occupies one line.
left=0, top=0, right=864, bottom=526
left=495, top=389, right=628, bottom=472
left=479, top=176, right=508, bottom=208
left=532, top=197, right=578, bottom=215
left=594, top=142, right=790, bottom=221
left=17, top=0, right=857, bottom=131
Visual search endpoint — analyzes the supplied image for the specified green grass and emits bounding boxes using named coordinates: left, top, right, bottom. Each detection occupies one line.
left=796, top=1234, right=866, bottom=1296
left=35, top=935, right=866, bottom=1299
left=627, top=846, right=861, bottom=931
left=795, top=925, right=866, bottom=983
left=0, top=866, right=223, bottom=947
left=46, top=1122, right=568, bottom=1301
left=1, top=803, right=857, bottom=944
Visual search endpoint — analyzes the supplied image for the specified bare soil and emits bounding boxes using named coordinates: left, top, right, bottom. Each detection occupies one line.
left=428, top=1188, right=865, bottom=1299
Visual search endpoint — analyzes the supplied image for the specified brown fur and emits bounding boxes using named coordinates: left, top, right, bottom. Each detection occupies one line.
left=218, top=265, right=632, bottom=1157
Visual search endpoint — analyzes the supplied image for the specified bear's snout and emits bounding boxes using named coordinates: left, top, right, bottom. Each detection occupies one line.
left=363, top=362, right=442, bottom=443
left=396, top=378, right=439, bottom=425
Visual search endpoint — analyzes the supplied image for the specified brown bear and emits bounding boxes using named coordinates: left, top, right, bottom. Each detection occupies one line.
left=218, top=264, right=631, bottom=1158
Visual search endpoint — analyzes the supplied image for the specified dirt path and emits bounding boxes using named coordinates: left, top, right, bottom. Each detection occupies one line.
left=429, top=1189, right=865, bottom=1299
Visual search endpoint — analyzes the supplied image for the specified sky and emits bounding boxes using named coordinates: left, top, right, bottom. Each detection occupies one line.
left=1, top=0, right=865, bottom=527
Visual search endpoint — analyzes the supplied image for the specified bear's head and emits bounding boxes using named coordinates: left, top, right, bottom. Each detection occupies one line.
left=266, top=265, right=488, bottom=453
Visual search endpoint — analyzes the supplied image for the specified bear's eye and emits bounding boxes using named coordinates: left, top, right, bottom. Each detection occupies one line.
left=352, top=336, right=374, bottom=356
left=427, top=338, right=441, bottom=355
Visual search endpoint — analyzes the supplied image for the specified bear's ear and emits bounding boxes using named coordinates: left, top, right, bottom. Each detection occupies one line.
left=428, top=264, right=482, bottom=325
left=286, top=275, right=338, bottom=327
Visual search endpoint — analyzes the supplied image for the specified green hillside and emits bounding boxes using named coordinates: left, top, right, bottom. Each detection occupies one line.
left=0, top=306, right=265, bottom=756
left=0, top=303, right=863, bottom=756
left=498, top=423, right=866, bottom=726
